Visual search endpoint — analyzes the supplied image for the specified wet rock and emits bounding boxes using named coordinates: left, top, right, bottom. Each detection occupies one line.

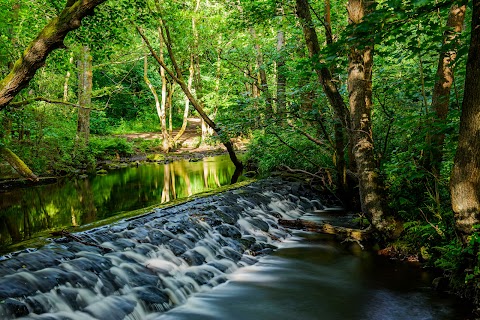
left=133, top=286, right=170, bottom=311
left=216, top=225, right=241, bottom=239
left=245, top=217, right=270, bottom=232
left=168, top=239, right=189, bottom=255
left=148, top=230, right=172, bottom=245
left=84, top=296, right=137, bottom=320
left=1, top=298, right=29, bottom=318
left=219, top=247, right=242, bottom=262
left=55, top=287, right=88, bottom=309
left=186, top=269, right=215, bottom=285
left=181, top=250, right=206, bottom=266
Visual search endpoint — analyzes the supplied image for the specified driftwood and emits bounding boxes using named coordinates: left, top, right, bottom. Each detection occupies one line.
left=279, top=218, right=372, bottom=242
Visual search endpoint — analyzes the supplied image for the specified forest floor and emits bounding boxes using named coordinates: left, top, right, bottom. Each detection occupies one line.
left=116, top=117, right=248, bottom=162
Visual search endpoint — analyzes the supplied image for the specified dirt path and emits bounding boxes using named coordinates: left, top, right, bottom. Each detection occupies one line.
left=117, top=117, right=246, bottom=156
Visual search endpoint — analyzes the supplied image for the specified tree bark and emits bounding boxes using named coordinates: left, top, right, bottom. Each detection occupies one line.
left=0, top=0, right=107, bottom=110
left=76, top=46, right=92, bottom=147
left=173, top=56, right=194, bottom=144
left=426, top=4, right=466, bottom=175
left=250, top=28, right=273, bottom=115
left=276, top=28, right=286, bottom=114
left=295, top=0, right=350, bottom=201
left=450, top=0, right=480, bottom=243
left=347, top=0, right=397, bottom=237
left=0, top=147, right=38, bottom=181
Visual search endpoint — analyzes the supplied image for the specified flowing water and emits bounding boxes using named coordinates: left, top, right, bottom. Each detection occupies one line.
left=0, top=155, right=240, bottom=252
left=0, top=159, right=471, bottom=319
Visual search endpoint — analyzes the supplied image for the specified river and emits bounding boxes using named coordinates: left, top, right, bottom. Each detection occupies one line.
left=0, top=156, right=472, bottom=319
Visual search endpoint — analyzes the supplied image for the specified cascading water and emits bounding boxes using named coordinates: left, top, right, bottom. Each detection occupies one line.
left=0, top=178, right=326, bottom=319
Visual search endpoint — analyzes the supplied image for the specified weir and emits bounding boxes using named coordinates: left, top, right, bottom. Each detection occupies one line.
left=0, top=177, right=329, bottom=319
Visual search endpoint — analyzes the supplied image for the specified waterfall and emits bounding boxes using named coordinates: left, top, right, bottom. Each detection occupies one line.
left=0, top=178, right=327, bottom=319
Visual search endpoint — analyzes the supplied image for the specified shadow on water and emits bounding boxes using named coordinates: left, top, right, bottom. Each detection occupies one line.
left=154, top=233, right=471, bottom=320
left=0, top=155, right=243, bottom=252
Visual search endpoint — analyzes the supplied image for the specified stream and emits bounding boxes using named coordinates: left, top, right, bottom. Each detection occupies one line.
left=0, top=156, right=472, bottom=319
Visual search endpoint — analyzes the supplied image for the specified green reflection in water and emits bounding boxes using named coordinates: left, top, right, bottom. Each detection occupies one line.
left=0, top=155, right=241, bottom=252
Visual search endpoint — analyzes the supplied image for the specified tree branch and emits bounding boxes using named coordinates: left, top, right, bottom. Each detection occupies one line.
left=9, top=97, right=106, bottom=110
left=0, top=0, right=108, bottom=110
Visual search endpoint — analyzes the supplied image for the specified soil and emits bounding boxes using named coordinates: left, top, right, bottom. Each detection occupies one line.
left=117, top=117, right=247, bottom=159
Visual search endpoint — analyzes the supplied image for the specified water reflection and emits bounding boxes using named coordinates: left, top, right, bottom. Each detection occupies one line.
left=0, top=155, right=241, bottom=251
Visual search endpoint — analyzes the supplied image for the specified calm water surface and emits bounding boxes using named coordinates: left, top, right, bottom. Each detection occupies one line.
left=154, top=233, right=471, bottom=320
left=0, top=155, right=240, bottom=252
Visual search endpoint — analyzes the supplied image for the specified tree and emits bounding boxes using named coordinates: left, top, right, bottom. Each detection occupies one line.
left=347, top=0, right=400, bottom=237
left=295, top=0, right=351, bottom=204
left=136, top=25, right=243, bottom=171
left=425, top=3, right=466, bottom=175
left=0, top=0, right=108, bottom=110
left=75, top=45, right=93, bottom=148
left=450, top=0, right=480, bottom=243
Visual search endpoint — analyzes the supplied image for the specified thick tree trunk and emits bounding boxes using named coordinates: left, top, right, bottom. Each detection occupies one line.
left=158, top=36, right=170, bottom=152
left=0, top=0, right=107, bottom=110
left=76, top=46, right=92, bottom=147
left=347, top=0, right=397, bottom=237
left=450, top=0, right=480, bottom=243
left=426, top=4, right=466, bottom=175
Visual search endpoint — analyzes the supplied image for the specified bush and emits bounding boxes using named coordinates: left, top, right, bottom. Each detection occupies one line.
left=89, top=136, right=134, bottom=159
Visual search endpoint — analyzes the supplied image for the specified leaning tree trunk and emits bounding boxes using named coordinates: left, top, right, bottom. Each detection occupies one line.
left=76, top=46, right=92, bottom=148
left=136, top=26, right=243, bottom=170
left=425, top=4, right=466, bottom=175
left=0, top=147, right=38, bottom=181
left=295, top=0, right=351, bottom=203
left=0, top=0, right=107, bottom=110
left=450, top=0, right=480, bottom=244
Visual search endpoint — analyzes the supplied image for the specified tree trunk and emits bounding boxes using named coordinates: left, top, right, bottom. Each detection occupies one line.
left=76, top=46, right=92, bottom=147
left=276, top=29, right=286, bottom=114
left=450, top=0, right=480, bottom=243
left=426, top=4, right=466, bottom=175
left=251, top=28, right=273, bottom=115
left=173, top=56, right=194, bottom=144
left=295, top=0, right=350, bottom=202
left=347, top=0, right=397, bottom=237
left=0, top=0, right=108, bottom=110
left=136, top=26, right=243, bottom=170
left=144, top=51, right=169, bottom=153
left=0, top=147, right=38, bottom=181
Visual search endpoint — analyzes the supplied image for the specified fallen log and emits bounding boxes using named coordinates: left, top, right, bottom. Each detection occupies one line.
left=278, top=218, right=372, bottom=242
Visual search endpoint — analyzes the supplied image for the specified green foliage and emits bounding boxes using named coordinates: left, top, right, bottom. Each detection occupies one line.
left=89, top=136, right=134, bottom=160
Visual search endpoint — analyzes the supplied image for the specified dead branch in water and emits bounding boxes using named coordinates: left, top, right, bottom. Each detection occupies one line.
left=278, top=218, right=372, bottom=242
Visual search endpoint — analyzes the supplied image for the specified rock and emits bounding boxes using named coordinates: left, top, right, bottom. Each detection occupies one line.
left=2, top=298, right=29, bottom=318
left=96, top=169, right=108, bottom=175
left=216, top=225, right=242, bottom=239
